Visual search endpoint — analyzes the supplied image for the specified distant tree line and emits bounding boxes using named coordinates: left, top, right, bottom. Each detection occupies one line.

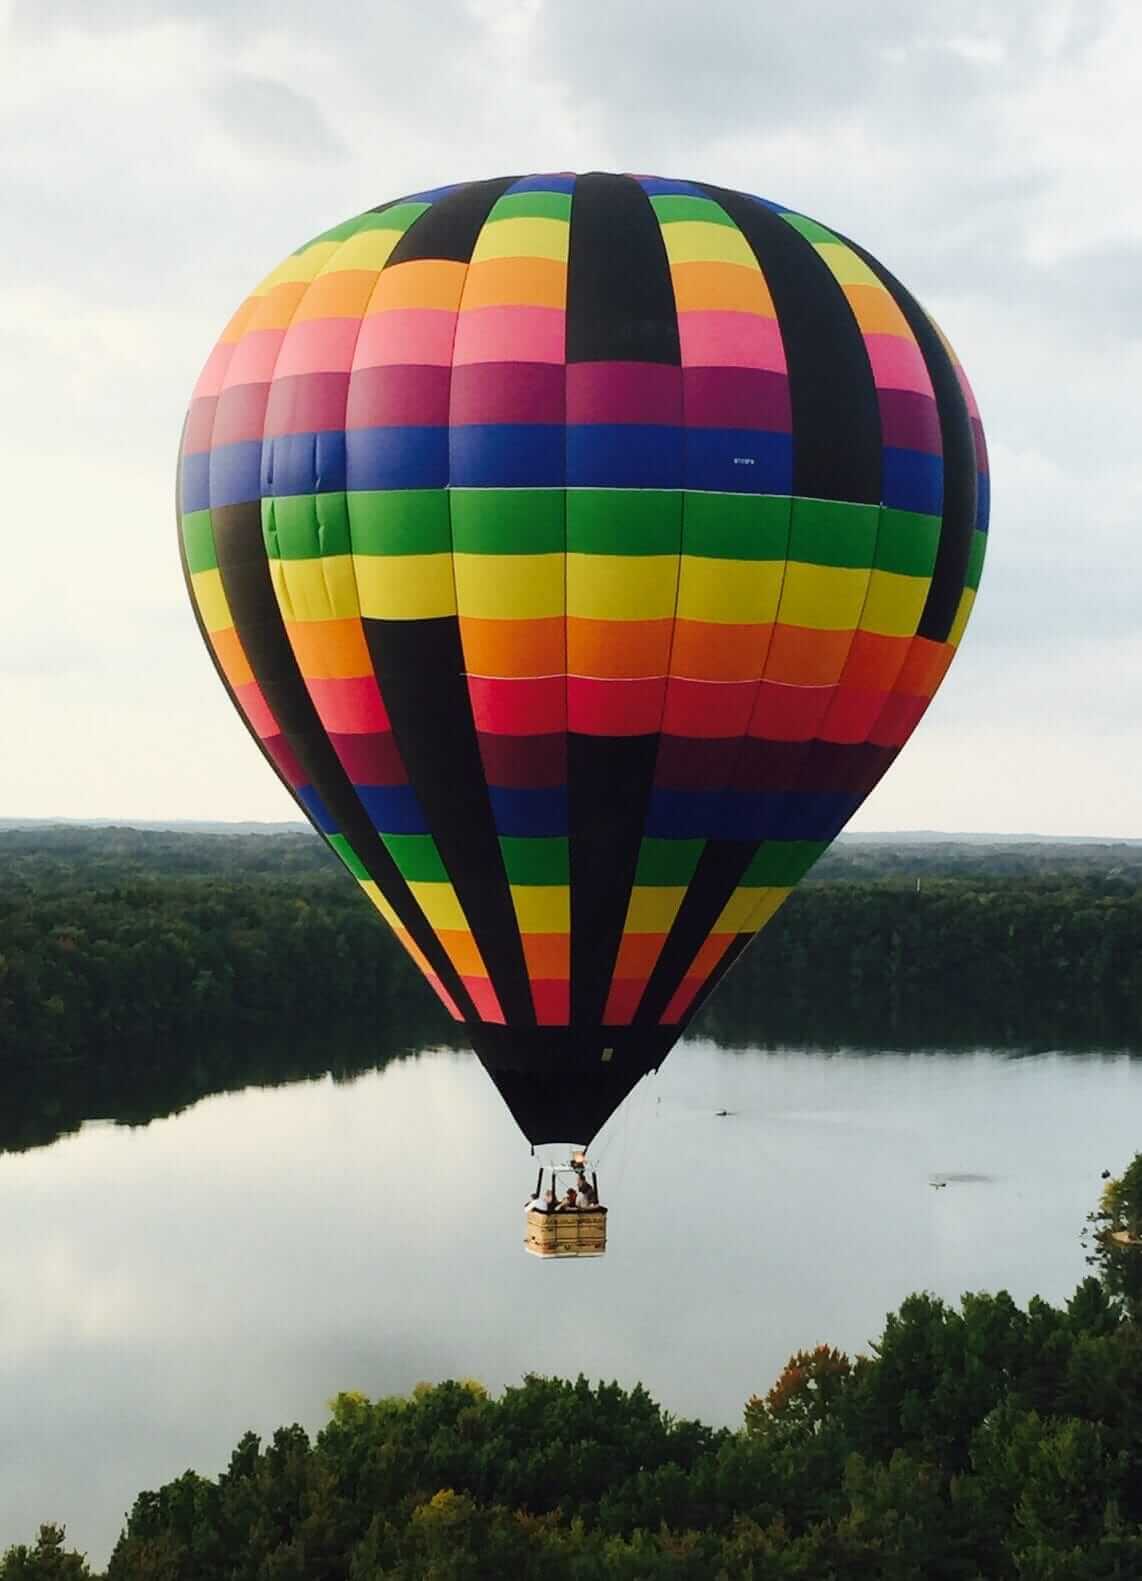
left=2, top=828, right=1140, bottom=1154
left=7, top=1158, right=1142, bottom=1578
left=705, top=875, right=1142, bottom=1049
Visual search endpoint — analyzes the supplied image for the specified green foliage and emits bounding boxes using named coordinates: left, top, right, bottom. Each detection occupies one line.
left=0, top=1525, right=91, bottom=1578
left=1085, top=1156, right=1142, bottom=1317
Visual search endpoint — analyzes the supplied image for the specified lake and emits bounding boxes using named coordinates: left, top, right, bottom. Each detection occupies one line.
left=2, top=1039, right=1140, bottom=1566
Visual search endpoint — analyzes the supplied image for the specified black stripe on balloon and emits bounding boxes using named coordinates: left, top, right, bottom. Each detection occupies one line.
left=684, top=932, right=753, bottom=1026
left=207, top=500, right=478, bottom=1021
left=698, top=184, right=883, bottom=504
left=385, top=175, right=519, bottom=265
left=633, top=840, right=757, bottom=1028
left=566, top=172, right=680, bottom=1027
left=469, top=1024, right=679, bottom=1146
left=836, top=234, right=978, bottom=643
left=566, top=171, right=681, bottom=364
left=362, top=617, right=536, bottom=1028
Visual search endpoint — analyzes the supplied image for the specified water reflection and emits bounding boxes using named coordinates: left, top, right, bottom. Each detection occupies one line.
left=2, top=1040, right=1141, bottom=1567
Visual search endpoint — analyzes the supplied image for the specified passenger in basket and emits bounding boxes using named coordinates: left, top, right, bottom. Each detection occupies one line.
left=577, top=1182, right=596, bottom=1209
left=557, top=1187, right=579, bottom=1212
left=526, top=1188, right=556, bottom=1213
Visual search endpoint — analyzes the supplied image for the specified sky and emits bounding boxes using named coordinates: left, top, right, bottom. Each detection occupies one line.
left=3, top=0, right=1140, bottom=836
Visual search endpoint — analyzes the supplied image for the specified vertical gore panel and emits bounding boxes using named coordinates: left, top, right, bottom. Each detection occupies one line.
left=566, top=174, right=681, bottom=365
left=209, top=500, right=476, bottom=1016
left=385, top=176, right=520, bottom=265
left=699, top=184, right=882, bottom=504
left=566, top=173, right=681, bottom=1025
left=360, top=177, right=538, bottom=1028
left=362, top=616, right=536, bottom=1025
left=631, top=182, right=888, bottom=1024
left=838, top=234, right=978, bottom=642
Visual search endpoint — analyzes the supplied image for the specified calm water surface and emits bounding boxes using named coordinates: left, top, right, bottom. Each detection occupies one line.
left=2, top=1041, right=1140, bottom=1564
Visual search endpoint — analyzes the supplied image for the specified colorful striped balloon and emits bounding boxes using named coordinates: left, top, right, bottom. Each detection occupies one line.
left=178, top=173, right=989, bottom=1146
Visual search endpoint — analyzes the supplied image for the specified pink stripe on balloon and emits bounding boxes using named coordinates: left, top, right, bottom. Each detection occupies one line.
left=452, top=306, right=566, bottom=365
left=463, top=977, right=506, bottom=1023
left=425, top=975, right=464, bottom=1020
left=864, top=333, right=933, bottom=397
left=192, top=341, right=234, bottom=400
left=354, top=309, right=458, bottom=369
left=306, top=675, right=390, bottom=734
left=275, top=318, right=362, bottom=377
left=677, top=311, right=786, bottom=371
left=224, top=329, right=286, bottom=388
left=233, top=680, right=277, bottom=738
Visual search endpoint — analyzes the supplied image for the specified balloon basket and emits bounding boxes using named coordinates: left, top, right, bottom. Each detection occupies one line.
left=524, top=1207, right=607, bottom=1259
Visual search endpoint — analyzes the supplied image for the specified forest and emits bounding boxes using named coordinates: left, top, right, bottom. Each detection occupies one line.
left=3, top=825, right=1141, bottom=1155
left=5, top=1158, right=1142, bottom=1578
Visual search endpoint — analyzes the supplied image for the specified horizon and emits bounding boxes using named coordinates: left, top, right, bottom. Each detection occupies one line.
left=5, top=814, right=1141, bottom=846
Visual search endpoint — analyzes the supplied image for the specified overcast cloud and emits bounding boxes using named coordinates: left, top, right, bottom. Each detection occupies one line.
left=2, top=0, right=1140, bottom=835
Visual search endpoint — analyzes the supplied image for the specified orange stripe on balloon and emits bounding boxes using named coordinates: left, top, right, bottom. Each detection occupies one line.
left=669, top=260, right=775, bottom=315
left=210, top=625, right=254, bottom=688
left=286, top=617, right=373, bottom=681
left=460, top=615, right=564, bottom=678
left=566, top=616, right=674, bottom=678
left=764, top=624, right=854, bottom=686
left=668, top=619, right=773, bottom=682
left=460, top=257, right=567, bottom=310
left=521, top=933, right=570, bottom=978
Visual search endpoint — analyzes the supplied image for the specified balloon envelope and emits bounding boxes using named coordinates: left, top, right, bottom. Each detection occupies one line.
left=178, top=173, right=988, bottom=1145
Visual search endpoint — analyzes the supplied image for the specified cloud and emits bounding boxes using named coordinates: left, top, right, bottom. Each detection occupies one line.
left=206, top=73, right=346, bottom=159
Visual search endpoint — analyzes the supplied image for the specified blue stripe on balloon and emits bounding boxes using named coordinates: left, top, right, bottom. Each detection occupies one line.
left=296, top=785, right=338, bottom=835
left=636, top=176, right=708, bottom=197
left=684, top=428, right=793, bottom=494
left=507, top=174, right=576, bottom=194
left=449, top=424, right=565, bottom=488
left=488, top=786, right=568, bottom=837
left=881, top=447, right=943, bottom=515
left=567, top=424, right=684, bottom=489
left=262, top=431, right=348, bottom=496
left=345, top=427, right=449, bottom=491
left=201, top=440, right=263, bottom=510
left=355, top=784, right=429, bottom=834
left=180, top=449, right=211, bottom=514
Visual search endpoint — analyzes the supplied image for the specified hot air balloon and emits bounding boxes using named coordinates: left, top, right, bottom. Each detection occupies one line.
left=178, top=172, right=989, bottom=1161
